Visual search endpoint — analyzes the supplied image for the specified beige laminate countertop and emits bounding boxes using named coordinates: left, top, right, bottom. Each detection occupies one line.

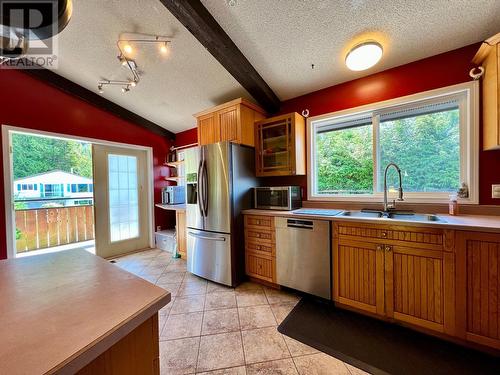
left=243, top=208, right=500, bottom=233
left=0, top=250, right=170, bottom=375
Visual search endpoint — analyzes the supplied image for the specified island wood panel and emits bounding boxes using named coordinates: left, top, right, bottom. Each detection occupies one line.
left=77, top=314, right=159, bottom=375
left=335, top=239, right=383, bottom=315
left=386, top=246, right=448, bottom=333
left=456, top=231, right=500, bottom=349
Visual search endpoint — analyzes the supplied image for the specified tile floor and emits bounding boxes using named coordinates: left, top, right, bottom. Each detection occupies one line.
left=111, top=249, right=369, bottom=375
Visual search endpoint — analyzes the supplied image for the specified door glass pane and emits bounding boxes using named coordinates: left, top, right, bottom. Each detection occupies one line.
left=261, top=122, right=289, bottom=169
left=108, top=154, right=139, bottom=242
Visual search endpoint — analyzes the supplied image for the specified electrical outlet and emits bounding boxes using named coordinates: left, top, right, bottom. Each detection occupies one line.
left=156, top=225, right=162, bottom=232
left=492, top=185, right=500, bottom=199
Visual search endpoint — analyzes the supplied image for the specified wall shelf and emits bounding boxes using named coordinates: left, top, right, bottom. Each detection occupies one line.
left=165, top=176, right=184, bottom=182
left=164, top=160, right=184, bottom=168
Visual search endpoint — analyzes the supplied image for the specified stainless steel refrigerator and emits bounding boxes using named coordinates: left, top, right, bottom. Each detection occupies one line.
left=184, top=141, right=257, bottom=286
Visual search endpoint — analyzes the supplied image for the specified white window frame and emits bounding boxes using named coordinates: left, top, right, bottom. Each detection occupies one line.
left=307, top=81, right=479, bottom=204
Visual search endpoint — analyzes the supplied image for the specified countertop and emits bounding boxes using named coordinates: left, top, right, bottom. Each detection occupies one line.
left=0, top=250, right=170, bottom=375
left=243, top=208, right=500, bottom=233
left=156, top=203, right=186, bottom=212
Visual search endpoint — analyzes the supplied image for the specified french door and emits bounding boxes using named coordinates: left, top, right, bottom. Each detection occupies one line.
left=93, top=145, right=151, bottom=258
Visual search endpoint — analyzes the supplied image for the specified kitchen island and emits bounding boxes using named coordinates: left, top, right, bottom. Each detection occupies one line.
left=0, top=249, right=170, bottom=375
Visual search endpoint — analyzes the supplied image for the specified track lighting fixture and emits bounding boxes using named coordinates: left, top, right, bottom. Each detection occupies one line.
left=98, top=33, right=172, bottom=94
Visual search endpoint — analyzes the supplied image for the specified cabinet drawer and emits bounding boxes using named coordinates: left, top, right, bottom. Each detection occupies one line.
left=338, top=224, right=444, bottom=248
left=246, top=240, right=274, bottom=255
left=245, top=215, right=274, bottom=229
left=246, top=253, right=274, bottom=282
left=245, top=228, right=274, bottom=243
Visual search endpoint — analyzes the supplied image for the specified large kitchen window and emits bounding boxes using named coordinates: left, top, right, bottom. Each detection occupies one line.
left=309, top=82, right=478, bottom=203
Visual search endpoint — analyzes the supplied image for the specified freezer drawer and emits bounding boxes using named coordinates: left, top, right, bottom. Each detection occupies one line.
left=187, top=229, right=232, bottom=286
left=276, top=217, right=331, bottom=299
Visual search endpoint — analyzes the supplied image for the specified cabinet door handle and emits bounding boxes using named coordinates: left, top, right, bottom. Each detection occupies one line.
left=376, top=245, right=383, bottom=251
left=381, top=231, right=388, bottom=238
left=385, top=246, right=392, bottom=252
left=255, top=233, right=260, bottom=238
left=255, top=220, right=260, bottom=225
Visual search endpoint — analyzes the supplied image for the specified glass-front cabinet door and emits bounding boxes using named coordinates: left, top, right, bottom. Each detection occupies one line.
left=255, top=113, right=306, bottom=177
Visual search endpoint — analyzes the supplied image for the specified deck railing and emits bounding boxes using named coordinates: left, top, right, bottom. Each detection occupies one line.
left=15, top=205, right=95, bottom=253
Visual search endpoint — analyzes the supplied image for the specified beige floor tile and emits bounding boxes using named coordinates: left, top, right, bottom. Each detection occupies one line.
left=196, top=366, right=246, bottom=375
left=202, top=308, right=240, bottom=335
left=166, top=262, right=188, bottom=273
left=246, top=358, right=298, bottom=375
left=207, top=281, right=234, bottom=294
left=160, top=337, right=200, bottom=375
left=178, top=281, right=208, bottom=296
left=158, top=272, right=186, bottom=284
left=238, top=305, right=277, bottom=330
left=270, top=303, right=296, bottom=325
left=293, top=353, right=350, bottom=375
left=157, top=283, right=182, bottom=297
left=345, top=363, right=370, bottom=375
left=197, top=332, right=245, bottom=372
left=283, top=336, right=318, bottom=357
left=171, top=295, right=206, bottom=315
left=236, top=289, right=268, bottom=307
left=183, top=272, right=207, bottom=283
left=205, top=292, right=237, bottom=310
left=161, top=312, right=203, bottom=340
left=264, top=288, right=300, bottom=305
left=140, top=273, right=161, bottom=283
left=241, top=327, right=290, bottom=364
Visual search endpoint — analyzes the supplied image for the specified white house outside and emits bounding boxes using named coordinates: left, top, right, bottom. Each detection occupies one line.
left=14, top=170, right=94, bottom=208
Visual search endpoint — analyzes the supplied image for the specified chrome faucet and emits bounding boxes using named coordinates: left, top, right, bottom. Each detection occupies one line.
left=383, top=163, right=404, bottom=212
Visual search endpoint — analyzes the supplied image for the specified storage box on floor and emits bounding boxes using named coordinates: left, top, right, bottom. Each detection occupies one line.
left=155, top=229, right=176, bottom=252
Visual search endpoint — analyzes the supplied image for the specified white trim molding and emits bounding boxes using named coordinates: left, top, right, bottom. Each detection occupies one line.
left=307, top=81, right=480, bottom=204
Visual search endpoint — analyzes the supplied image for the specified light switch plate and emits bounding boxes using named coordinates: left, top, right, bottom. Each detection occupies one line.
left=492, top=185, right=500, bottom=199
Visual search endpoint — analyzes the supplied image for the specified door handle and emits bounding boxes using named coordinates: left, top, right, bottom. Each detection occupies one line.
left=188, top=231, right=226, bottom=242
left=202, top=159, right=208, bottom=216
left=197, top=160, right=204, bottom=216
left=385, top=246, right=392, bottom=252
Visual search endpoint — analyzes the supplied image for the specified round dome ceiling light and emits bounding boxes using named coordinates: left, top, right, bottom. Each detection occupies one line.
left=345, top=41, right=383, bottom=71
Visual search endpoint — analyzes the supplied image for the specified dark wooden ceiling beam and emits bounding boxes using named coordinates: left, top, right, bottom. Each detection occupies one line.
left=23, top=66, right=175, bottom=140
left=160, top=0, right=281, bottom=113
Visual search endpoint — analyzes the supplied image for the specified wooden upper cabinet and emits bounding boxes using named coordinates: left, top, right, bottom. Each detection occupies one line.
left=194, top=98, right=266, bottom=147
left=455, top=231, right=500, bottom=350
left=255, top=112, right=306, bottom=176
left=473, top=33, right=500, bottom=150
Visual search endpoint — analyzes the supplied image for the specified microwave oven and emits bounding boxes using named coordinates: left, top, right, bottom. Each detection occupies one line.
left=162, top=186, right=186, bottom=205
left=253, top=186, right=302, bottom=211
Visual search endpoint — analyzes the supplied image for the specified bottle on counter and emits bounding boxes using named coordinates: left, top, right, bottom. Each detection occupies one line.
left=449, top=194, right=459, bottom=216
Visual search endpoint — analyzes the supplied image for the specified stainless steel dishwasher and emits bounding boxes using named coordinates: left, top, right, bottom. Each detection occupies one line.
left=275, top=217, right=331, bottom=299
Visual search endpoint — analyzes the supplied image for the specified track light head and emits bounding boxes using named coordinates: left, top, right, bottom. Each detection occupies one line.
left=121, top=86, right=130, bottom=93
left=97, top=84, right=103, bottom=93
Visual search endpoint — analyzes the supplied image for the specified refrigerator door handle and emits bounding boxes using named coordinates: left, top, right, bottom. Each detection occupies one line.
left=202, top=159, right=209, bottom=215
left=197, top=160, right=204, bottom=217
left=188, top=231, right=226, bottom=242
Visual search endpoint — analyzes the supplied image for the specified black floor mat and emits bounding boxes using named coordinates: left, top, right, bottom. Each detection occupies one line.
left=278, top=297, right=500, bottom=375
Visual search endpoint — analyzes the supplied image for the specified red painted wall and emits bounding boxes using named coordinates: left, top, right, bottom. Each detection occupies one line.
left=175, top=127, right=198, bottom=147
left=276, top=43, right=500, bottom=205
left=0, top=69, right=174, bottom=259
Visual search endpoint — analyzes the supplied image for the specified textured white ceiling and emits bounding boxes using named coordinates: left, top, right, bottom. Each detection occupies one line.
left=53, top=0, right=252, bottom=133
left=201, top=0, right=500, bottom=100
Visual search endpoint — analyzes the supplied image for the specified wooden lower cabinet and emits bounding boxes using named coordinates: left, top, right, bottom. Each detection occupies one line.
left=176, top=210, right=187, bottom=258
left=244, top=215, right=276, bottom=283
left=77, top=314, right=160, bottom=375
left=333, top=222, right=455, bottom=335
left=334, top=239, right=384, bottom=315
left=456, top=231, right=500, bottom=350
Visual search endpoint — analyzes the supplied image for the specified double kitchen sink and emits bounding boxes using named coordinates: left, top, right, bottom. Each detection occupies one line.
left=293, top=208, right=446, bottom=223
